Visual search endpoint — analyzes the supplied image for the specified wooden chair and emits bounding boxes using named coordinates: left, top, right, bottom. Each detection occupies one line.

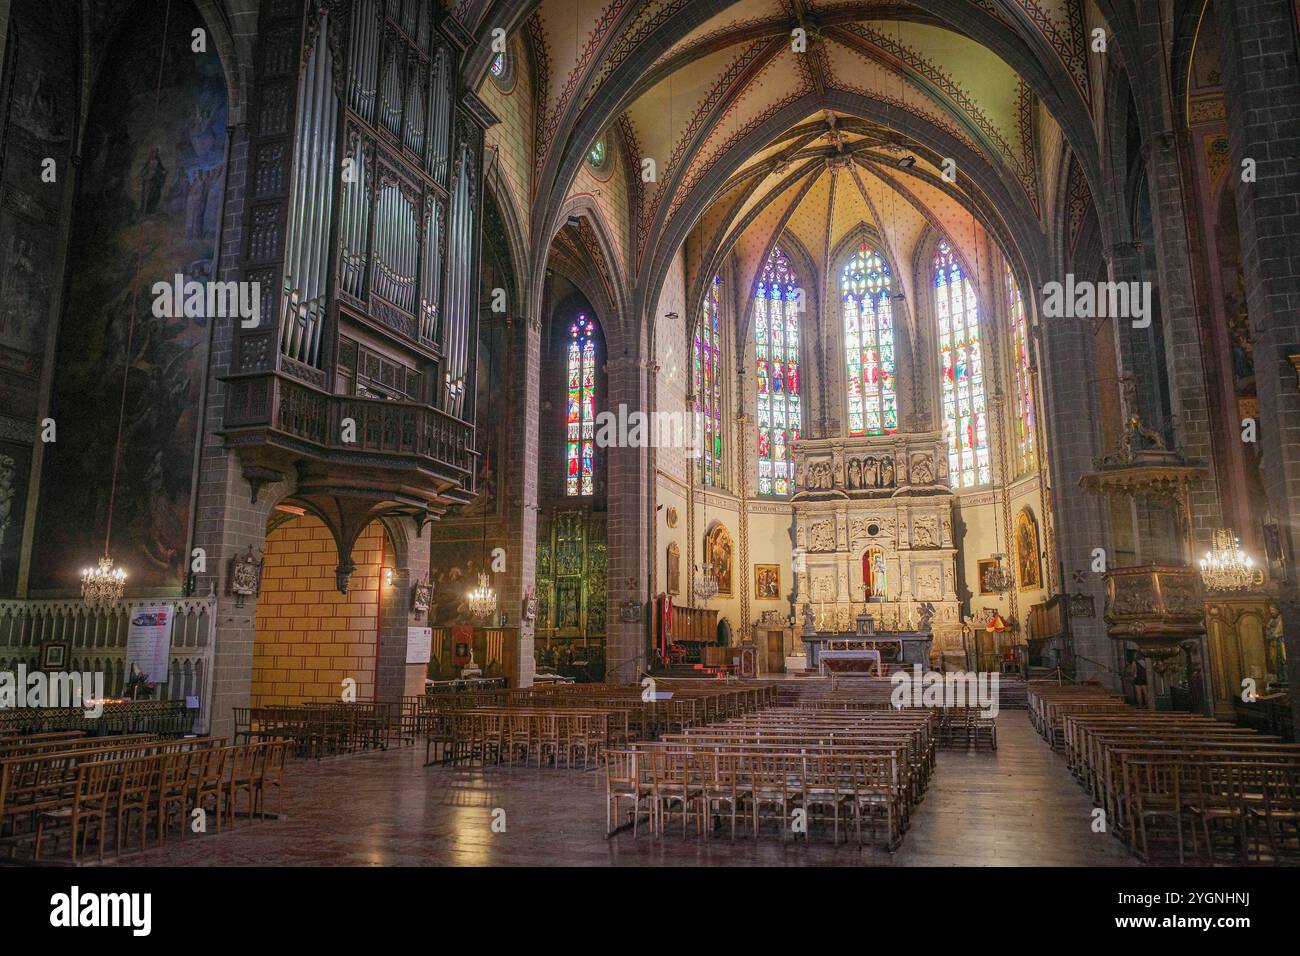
left=254, top=742, right=288, bottom=821
left=115, top=756, right=157, bottom=856
left=1247, top=765, right=1300, bottom=864
left=155, top=750, right=195, bottom=843
left=697, top=751, right=741, bottom=840
left=226, top=744, right=262, bottom=826
left=189, top=746, right=229, bottom=834
left=654, top=749, right=703, bottom=838
left=604, top=750, right=654, bottom=837
left=35, top=759, right=118, bottom=864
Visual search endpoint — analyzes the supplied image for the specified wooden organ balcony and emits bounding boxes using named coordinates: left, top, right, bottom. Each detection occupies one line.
left=222, top=0, right=493, bottom=522
left=222, top=370, right=476, bottom=507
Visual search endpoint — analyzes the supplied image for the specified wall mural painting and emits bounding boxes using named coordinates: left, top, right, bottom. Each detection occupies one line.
left=705, top=524, right=733, bottom=597
left=31, top=0, right=228, bottom=591
left=0, top=442, right=33, bottom=598
left=0, top=0, right=80, bottom=418
left=1015, top=508, right=1042, bottom=591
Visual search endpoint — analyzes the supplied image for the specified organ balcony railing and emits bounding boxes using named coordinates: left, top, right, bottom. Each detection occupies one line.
left=220, top=370, right=476, bottom=506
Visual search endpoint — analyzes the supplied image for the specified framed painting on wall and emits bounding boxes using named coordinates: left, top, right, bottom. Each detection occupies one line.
left=1015, top=508, right=1042, bottom=591
left=754, top=564, right=780, bottom=600
left=977, top=559, right=1001, bottom=595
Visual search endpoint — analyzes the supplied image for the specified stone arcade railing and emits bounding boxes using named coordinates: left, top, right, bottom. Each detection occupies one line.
left=0, top=596, right=217, bottom=733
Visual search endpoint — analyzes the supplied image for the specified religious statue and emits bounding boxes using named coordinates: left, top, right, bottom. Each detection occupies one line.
left=847, top=458, right=862, bottom=489
left=881, top=456, right=895, bottom=487
left=521, top=585, right=538, bottom=623
left=802, top=603, right=816, bottom=636
left=864, top=457, right=880, bottom=488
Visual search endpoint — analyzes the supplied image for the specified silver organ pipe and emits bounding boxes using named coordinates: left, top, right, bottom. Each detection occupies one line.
left=373, top=181, right=417, bottom=313
left=443, top=139, right=474, bottom=420
left=338, top=130, right=370, bottom=298
left=425, top=45, right=451, bottom=185
left=379, top=39, right=403, bottom=139
left=403, top=55, right=426, bottom=157
left=279, top=9, right=338, bottom=369
left=347, top=0, right=379, bottom=125
left=418, top=196, right=443, bottom=345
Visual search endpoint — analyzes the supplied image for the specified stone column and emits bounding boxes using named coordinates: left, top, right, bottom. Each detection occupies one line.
left=498, top=313, right=540, bottom=687
left=374, top=517, right=431, bottom=702
left=604, top=352, right=651, bottom=683
left=1040, top=299, right=1116, bottom=687
left=1214, top=0, right=1300, bottom=738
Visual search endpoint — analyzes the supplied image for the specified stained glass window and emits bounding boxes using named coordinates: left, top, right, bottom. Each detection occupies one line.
left=843, top=242, right=897, bottom=436
left=1006, top=262, right=1036, bottom=470
left=588, top=137, right=606, bottom=169
left=490, top=51, right=506, bottom=78
left=566, top=316, right=597, bottom=497
left=695, top=275, right=724, bottom=486
left=755, top=246, right=801, bottom=496
left=936, top=239, right=989, bottom=488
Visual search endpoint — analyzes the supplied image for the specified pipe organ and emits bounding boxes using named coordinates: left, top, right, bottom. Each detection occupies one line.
left=225, top=0, right=492, bottom=512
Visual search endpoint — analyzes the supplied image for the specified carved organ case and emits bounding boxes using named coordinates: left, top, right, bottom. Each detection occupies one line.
left=225, top=0, right=493, bottom=513
left=791, top=432, right=961, bottom=657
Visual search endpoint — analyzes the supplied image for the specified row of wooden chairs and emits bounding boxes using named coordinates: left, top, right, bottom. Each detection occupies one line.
left=606, top=747, right=906, bottom=848
left=234, top=702, right=404, bottom=758
left=29, top=741, right=288, bottom=864
left=1027, top=683, right=1300, bottom=864
left=427, top=707, right=622, bottom=769
left=1, top=736, right=226, bottom=855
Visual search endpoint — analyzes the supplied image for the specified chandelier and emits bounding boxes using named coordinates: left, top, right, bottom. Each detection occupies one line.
left=1199, top=528, right=1264, bottom=591
left=81, top=555, right=127, bottom=608
left=986, top=554, right=1016, bottom=594
left=466, top=571, right=498, bottom=620
left=693, top=562, right=719, bottom=602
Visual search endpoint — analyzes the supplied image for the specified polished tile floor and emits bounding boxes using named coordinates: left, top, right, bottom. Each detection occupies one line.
left=110, top=711, right=1137, bottom=867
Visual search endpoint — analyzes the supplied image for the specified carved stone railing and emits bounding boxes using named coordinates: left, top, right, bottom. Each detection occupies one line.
left=223, top=371, right=474, bottom=481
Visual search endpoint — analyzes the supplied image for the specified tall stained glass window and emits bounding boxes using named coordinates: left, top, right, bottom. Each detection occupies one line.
left=566, top=316, right=596, bottom=496
left=755, top=246, right=801, bottom=496
left=695, top=275, right=723, bottom=486
left=1006, top=262, right=1036, bottom=470
left=843, top=242, right=897, bottom=435
left=936, top=239, right=989, bottom=488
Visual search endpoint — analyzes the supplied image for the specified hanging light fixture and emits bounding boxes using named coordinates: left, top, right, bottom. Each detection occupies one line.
left=82, top=555, right=127, bottom=608
left=693, top=561, right=719, bottom=602
left=1199, top=528, right=1264, bottom=591
left=465, top=333, right=497, bottom=622
left=83, top=268, right=141, bottom=609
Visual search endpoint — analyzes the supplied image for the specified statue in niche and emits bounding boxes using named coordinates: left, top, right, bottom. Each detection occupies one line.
left=802, top=603, right=816, bottom=636
left=847, top=458, right=862, bottom=489
left=865, top=457, right=880, bottom=488
left=910, top=454, right=934, bottom=485
left=881, top=456, right=895, bottom=487
left=941, top=515, right=951, bottom=544
left=913, top=517, right=938, bottom=548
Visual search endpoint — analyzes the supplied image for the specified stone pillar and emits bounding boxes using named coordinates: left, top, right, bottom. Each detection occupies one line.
left=375, top=517, right=431, bottom=702
left=1040, top=300, right=1116, bottom=687
left=498, top=313, right=540, bottom=687
left=1214, top=0, right=1300, bottom=738
left=604, top=353, right=651, bottom=683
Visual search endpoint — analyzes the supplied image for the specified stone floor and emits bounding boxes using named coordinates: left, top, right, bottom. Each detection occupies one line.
left=107, top=711, right=1137, bottom=867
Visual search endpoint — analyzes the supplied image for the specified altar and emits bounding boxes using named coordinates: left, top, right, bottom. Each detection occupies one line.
left=802, top=610, right=932, bottom=673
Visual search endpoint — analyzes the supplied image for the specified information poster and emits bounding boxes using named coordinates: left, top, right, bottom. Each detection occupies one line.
left=407, top=626, right=432, bottom=665
left=126, top=603, right=175, bottom=684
